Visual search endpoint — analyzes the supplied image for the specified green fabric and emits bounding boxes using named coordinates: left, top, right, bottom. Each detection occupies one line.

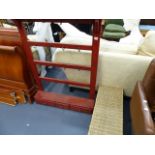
left=103, top=31, right=126, bottom=39
left=103, top=19, right=126, bottom=39
left=105, top=24, right=126, bottom=33
left=105, top=19, right=124, bottom=26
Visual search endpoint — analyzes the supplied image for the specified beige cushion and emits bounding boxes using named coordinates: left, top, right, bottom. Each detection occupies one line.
left=138, top=31, right=155, bottom=57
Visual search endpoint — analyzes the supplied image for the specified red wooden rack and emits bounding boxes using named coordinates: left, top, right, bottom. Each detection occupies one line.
left=14, top=19, right=101, bottom=113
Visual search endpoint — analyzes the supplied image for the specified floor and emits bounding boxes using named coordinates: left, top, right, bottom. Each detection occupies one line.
left=0, top=67, right=132, bottom=135
left=123, top=96, right=132, bottom=135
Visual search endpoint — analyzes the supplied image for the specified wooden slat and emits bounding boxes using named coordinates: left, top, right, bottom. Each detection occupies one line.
left=39, top=76, right=90, bottom=88
left=28, top=41, right=92, bottom=51
left=0, top=45, right=16, bottom=53
left=0, top=27, right=18, bottom=36
left=0, top=79, right=27, bottom=90
left=33, top=60, right=91, bottom=70
left=35, top=90, right=94, bottom=113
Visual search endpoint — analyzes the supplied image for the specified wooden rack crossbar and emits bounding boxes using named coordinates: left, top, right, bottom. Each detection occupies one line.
left=34, top=60, right=91, bottom=70
left=14, top=19, right=101, bottom=113
left=28, top=41, right=92, bottom=50
left=39, top=77, right=90, bottom=87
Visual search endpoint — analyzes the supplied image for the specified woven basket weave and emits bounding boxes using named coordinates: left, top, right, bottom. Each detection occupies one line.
left=88, top=85, right=123, bottom=135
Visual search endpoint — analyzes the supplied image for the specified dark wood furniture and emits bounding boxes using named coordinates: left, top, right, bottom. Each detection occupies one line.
left=140, top=19, right=155, bottom=36
left=0, top=28, right=37, bottom=106
left=140, top=19, right=155, bottom=25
